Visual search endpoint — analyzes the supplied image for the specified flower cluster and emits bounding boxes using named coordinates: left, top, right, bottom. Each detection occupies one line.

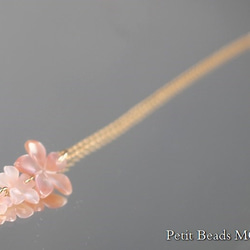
left=0, top=140, right=72, bottom=225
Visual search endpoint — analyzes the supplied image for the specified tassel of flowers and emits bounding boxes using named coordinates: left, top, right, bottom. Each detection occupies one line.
left=0, top=140, right=72, bottom=225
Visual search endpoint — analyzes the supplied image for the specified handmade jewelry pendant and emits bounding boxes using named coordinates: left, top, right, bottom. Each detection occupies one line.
left=0, top=33, right=249, bottom=225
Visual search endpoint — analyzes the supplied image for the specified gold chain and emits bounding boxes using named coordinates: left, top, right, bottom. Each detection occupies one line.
left=60, top=33, right=250, bottom=168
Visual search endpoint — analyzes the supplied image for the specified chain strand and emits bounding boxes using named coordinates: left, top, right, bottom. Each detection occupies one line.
left=60, top=33, right=250, bottom=168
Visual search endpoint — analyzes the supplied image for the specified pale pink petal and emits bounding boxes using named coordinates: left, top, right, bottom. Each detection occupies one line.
left=19, top=173, right=35, bottom=189
left=14, top=154, right=39, bottom=175
left=16, top=203, right=34, bottom=218
left=0, top=204, right=7, bottom=215
left=36, top=173, right=54, bottom=198
left=0, top=173, right=9, bottom=186
left=0, top=216, right=6, bottom=225
left=4, top=166, right=19, bottom=181
left=42, top=193, right=68, bottom=208
left=1, top=196, right=12, bottom=207
left=9, top=188, right=24, bottom=204
left=46, top=152, right=67, bottom=172
left=49, top=173, right=72, bottom=196
left=23, top=189, right=40, bottom=204
left=5, top=207, right=17, bottom=222
left=25, top=140, right=46, bottom=168
left=30, top=201, right=45, bottom=212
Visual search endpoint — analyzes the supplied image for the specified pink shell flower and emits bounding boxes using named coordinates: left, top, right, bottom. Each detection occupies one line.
left=15, top=140, right=72, bottom=198
left=0, top=202, right=34, bottom=224
left=31, top=192, right=68, bottom=212
left=0, top=166, right=39, bottom=205
left=0, top=192, right=12, bottom=216
left=0, top=193, right=67, bottom=225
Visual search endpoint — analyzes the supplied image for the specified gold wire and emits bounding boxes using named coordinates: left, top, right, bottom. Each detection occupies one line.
left=0, top=187, right=9, bottom=196
left=24, top=176, right=35, bottom=184
left=60, top=33, right=250, bottom=168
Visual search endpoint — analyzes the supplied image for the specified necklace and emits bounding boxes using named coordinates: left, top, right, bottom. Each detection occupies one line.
left=0, top=33, right=249, bottom=225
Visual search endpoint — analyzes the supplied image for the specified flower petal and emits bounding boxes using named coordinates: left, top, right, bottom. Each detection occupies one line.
left=0, top=204, right=7, bottom=215
left=9, top=188, right=24, bottom=205
left=49, top=173, right=72, bottom=196
left=4, top=166, right=19, bottom=181
left=15, top=154, right=39, bottom=175
left=42, top=193, right=67, bottom=208
left=0, top=173, right=9, bottom=186
left=35, top=173, right=54, bottom=198
left=46, top=152, right=67, bottom=172
left=16, top=203, right=34, bottom=218
left=30, top=201, right=45, bottom=212
left=19, top=173, right=35, bottom=189
left=23, top=189, right=40, bottom=204
left=1, top=196, right=12, bottom=208
left=5, top=207, right=17, bottom=222
left=25, top=140, right=47, bottom=168
left=0, top=215, right=6, bottom=225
